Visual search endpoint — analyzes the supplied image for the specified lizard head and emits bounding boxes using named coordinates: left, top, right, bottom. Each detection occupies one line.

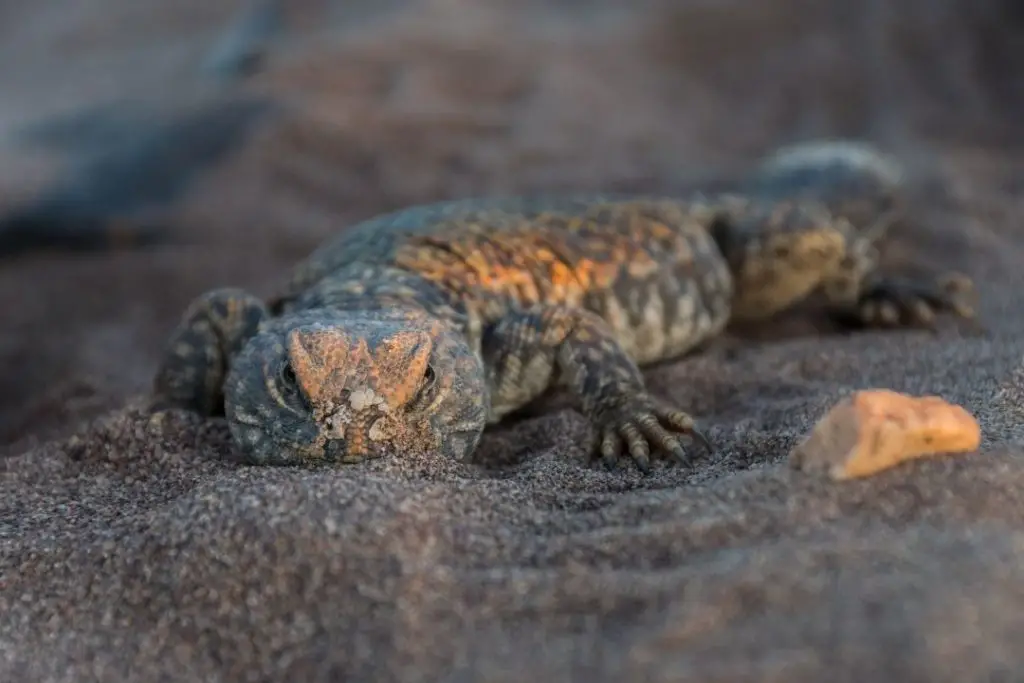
left=222, top=308, right=488, bottom=466
left=710, top=198, right=859, bottom=321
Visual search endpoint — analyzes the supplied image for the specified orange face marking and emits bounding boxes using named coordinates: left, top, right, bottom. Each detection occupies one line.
left=374, top=330, right=434, bottom=409
left=286, top=317, right=445, bottom=426
left=286, top=328, right=359, bottom=414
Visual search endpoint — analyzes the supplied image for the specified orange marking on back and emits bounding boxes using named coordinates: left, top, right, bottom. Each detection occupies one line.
left=626, top=252, right=659, bottom=278
left=395, top=212, right=683, bottom=307
left=573, top=258, right=595, bottom=289
left=649, top=220, right=674, bottom=240
left=465, top=249, right=493, bottom=281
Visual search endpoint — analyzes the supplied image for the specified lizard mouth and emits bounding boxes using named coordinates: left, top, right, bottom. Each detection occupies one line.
left=319, top=409, right=394, bottom=464
left=320, top=431, right=392, bottom=465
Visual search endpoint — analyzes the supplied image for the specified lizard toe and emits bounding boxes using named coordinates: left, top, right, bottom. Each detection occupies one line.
left=937, top=272, right=980, bottom=321
left=600, top=429, right=625, bottom=470
left=636, top=413, right=691, bottom=466
left=856, top=273, right=980, bottom=331
left=618, top=422, right=652, bottom=473
left=652, top=404, right=713, bottom=458
left=594, top=396, right=709, bottom=473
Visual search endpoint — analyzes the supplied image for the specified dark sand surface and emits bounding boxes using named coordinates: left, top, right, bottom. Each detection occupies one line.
left=4, top=1, right=1024, bottom=680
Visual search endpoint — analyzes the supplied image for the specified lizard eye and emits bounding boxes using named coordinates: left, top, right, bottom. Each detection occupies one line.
left=407, top=362, right=439, bottom=413
left=280, top=362, right=297, bottom=387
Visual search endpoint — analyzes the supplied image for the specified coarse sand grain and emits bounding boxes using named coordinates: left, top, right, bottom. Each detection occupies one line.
left=5, top=0, right=1024, bottom=680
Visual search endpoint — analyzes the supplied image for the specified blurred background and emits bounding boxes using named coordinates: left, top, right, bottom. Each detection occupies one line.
left=1, top=0, right=1022, bottom=452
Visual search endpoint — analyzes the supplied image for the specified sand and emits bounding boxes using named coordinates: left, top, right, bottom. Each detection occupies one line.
left=4, top=0, right=1024, bottom=680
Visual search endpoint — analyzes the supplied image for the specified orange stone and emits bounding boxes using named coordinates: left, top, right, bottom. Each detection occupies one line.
left=789, top=389, right=982, bottom=480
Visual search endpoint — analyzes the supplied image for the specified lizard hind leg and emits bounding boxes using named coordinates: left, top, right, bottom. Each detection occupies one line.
left=152, top=287, right=269, bottom=416
left=482, top=304, right=712, bottom=473
left=820, top=233, right=979, bottom=331
left=849, top=272, right=978, bottom=331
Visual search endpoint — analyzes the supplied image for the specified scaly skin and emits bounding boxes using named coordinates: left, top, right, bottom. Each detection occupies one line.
left=745, top=139, right=976, bottom=327
left=151, top=142, right=978, bottom=472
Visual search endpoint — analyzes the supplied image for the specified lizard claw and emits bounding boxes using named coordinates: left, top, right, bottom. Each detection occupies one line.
left=855, top=271, right=978, bottom=330
left=594, top=396, right=712, bottom=473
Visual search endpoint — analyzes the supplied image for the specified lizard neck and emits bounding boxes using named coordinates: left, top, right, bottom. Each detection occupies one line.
left=279, top=262, right=473, bottom=337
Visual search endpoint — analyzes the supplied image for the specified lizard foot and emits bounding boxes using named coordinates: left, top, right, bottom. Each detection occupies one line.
left=591, top=394, right=712, bottom=473
left=152, top=287, right=268, bottom=416
left=850, top=272, right=978, bottom=330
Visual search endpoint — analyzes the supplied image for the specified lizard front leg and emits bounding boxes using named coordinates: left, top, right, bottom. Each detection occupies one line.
left=482, top=304, right=712, bottom=472
left=152, top=287, right=268, bottom=416
left=820, top=237, right=978, bottom=330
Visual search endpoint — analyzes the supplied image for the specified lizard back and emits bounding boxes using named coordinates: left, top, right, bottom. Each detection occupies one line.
left=297, top=197, right=735, bottom=365
left=280, top=194, right=637, bottom=298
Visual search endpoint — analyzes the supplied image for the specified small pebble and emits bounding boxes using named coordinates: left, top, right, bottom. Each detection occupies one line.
left=789, top=389, right=982, bottom=480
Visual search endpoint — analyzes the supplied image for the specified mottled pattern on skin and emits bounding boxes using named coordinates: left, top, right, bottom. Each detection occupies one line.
left=275, top=193, right=642, bottom=302
left=221, top=308, right=487, bottom=465
left=392, top=198, right=736, bottom=365
left=744, top=140, right=978, bottom=328
left=479, top=303, right=712, bottom=472
left=152, top=288, right=269, bottom=416
left=152, top=142, right=978, bottom=471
